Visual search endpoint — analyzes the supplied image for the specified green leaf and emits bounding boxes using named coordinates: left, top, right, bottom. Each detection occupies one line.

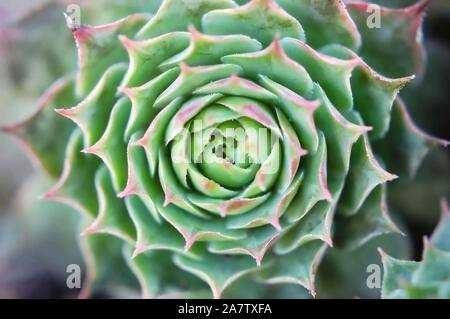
left=42, top=130, right=100, bottom=217
left=119, top=32, right=190, bottom=88
left=208, top=225, right=280, bottom=266
left=137, top=0, right=236, bottom=39
left=1, top=76, right=78, bottom=178
left=82, top=97, right=131, bottom=191
left=339, top=134, right=397, bottom=216
left=374, top=98, right=449, bottom=177
left=260, top=75, right=320, bottom=153
left=174, top=250, right=257, bottom=299
left=285, top=133, right=332, bottom=222
left=334, top=185, right=402, bottom=250
left=194, top=75, right=277, bottom=104
left=122, top=68, right=180, bottom=140
left=154, top=63, right=242, bottom=108
left=276, top=201, right=333, bottom=253
left=276, top=0, right=361, bottom=49
left=123, top=246, right=208, bottom=298
left=78, top=218, right=138, bottom=298
left=281, top=37, right=357, bottom=110
left=160, top=26, right=262, bottom=69
left=74, top=14, right=149, bottom=96
left=56, top=63, right=127, bottom=147
left=82, top=165, right=136, bottom=243
left=380, top=250, right=419, bottom=299
left=222, top=40, right=313, bottom=97
left=346, top=0, right=428, bottom=78
left=258, top=240, right=327, bottom=297
left=202, top=0, right=304, bottom=46
left=431, top=200, right=450, bottom=252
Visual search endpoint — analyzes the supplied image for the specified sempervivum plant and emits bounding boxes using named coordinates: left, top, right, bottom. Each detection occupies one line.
left=2, top=0, right=449, bottom=298
left=381, top=200, right=450, bottom=299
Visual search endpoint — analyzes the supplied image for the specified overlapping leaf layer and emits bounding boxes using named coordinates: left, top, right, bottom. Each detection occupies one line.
left=2, top=0, right=448, bottom=298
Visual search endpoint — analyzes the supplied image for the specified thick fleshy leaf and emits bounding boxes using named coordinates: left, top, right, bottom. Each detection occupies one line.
left=74, top=14, right=149, bottom=96
left=0, top=76, right=77, bottom=178
left=334, top=185, right=402, bottom=250
left=174, top=251, right=257, bottom=299
left=134, top=98, right=182, bottom=176
left=350, top=58, right=413, bottom=140
left=281, top=37, right=357, bottom=110
left=374, top=98, right=449, bottom=177
left=158, top=203, right=246, bottom=251
left=431, top=200, right=450, bottom=252
left=136, top=0, right=236, bottom=39
left=165, top=94, right=223, bottom=144
left=203, top=0, right=304, bottom=46
left=56, top=63, right=127, bottom=147
left=187, top=164, right=239, bottom=199
left=339, top=134, right=397, bottom=216
left=42, top=130, right=100, bottom=217
left=123, top=246, right=208, bottom=298
left=400, top=282, right=450, bottom=299
left=413, top=241, right=450, bottom=284
left=380, top=202, right=450, bottom=299
left=194, top=75, right=277, bottom=104
left=170, top=128, right=191, bottom=188
left=119, top=134, right=163, bottom=222
left=81, top=166, right=136, bottom=243
left=346, top=0, right=429, bottom=78
left=123, top=246, right=166, bottom=299
left=380, top=249, right=420, bottom=299
left=119, top=32, right=190, bottom=88
left=189, top=104, right=240, bottom=133
left=222, top=39, right=313, bottom=97
left=189, top=193, right=270, bottom=218
left=276, top=0, right=361, bottom=49
left=125, top=196, right=186, bottom=256
left=121, top=68, right=180, bottom=140
left=258, top=240, right=327, bottom=296
left=199, top=148, right=260, bottom=190
left=158, top=149, right=208, bottom=218
left=226, top=173, right=303, bottom=230
left=275, top=109, right=307, bottom=191
left=240, top=139, right=280, bottom=198
left=208, top=225, right=280, bottom=266
left=285, top=133, right=332, bottom=222
left=82, top=97, right=131, bottom=191
left=154, top=63, right=242, bottom=108
left=216, top=96, right=282, bottom=138
left=312, top=84, right=370, bottom=175
left=259, top=75, right=320, bottom=153
left=160, top=26, right=262, bottom=69
left=320, top=43, right=414, bottom=139
left=276, top=201, right=334, bottom=253
left=78, top=218, right=138, bottom=298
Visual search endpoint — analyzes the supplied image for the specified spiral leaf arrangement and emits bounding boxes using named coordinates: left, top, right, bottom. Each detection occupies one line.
left=2, top=0, right=448, bottom=298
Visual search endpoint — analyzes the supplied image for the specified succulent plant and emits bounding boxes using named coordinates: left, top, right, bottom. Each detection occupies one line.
left=1, top=0, right=448, bottom=299
left=380, top=200, right=450, bottom=299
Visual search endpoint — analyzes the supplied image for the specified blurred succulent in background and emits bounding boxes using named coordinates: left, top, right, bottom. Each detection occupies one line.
left=0, top=0, right=449, bottom=299
left=381, top=200, right=450, bottom=298
left=346, top=0, right=450, bottom=245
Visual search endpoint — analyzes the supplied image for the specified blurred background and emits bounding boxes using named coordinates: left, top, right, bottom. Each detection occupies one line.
left=0, top=0, right=448, bottom=298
